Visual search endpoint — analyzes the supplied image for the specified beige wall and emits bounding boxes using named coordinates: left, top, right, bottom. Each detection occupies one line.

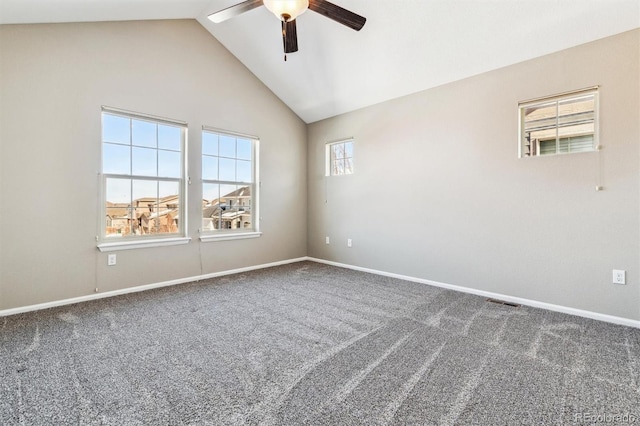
left=2, top=21, right=639, bottom=322
left=307, top=30, right=640, bottom=320
left=0, top=20, right=307, bottom=310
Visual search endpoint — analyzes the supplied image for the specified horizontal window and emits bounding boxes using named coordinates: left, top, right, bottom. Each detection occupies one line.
left=519, top=88, right=598, bottom=158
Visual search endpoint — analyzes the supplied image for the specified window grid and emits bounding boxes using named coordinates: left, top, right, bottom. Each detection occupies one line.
left=101, top=109, right=185, bottom=240
left=519, top=88, right=598, bottom=158
left=326, top=140, right=354, bottom=176
left=202, top=129, right=257, bottom=233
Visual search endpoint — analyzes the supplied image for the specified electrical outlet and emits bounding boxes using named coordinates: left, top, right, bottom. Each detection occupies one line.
left=326, top=236, right=330, bottom=245
left=107, top=254, right=117, bottom=266
left=612, top=269, right=625, bottom=285
left=347, top=238, right=352, bottom=248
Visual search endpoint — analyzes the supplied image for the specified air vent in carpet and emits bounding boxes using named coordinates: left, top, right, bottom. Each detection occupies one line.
left=486, top=298, right=521, bottom=308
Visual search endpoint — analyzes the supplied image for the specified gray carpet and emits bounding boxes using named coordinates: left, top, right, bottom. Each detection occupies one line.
left=1, top=261, right=639, bottom=425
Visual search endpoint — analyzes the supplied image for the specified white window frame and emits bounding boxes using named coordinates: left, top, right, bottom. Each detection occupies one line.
left=200, top=127, right=260, bottom=242
left=98, top=107, right=190, bottom=252
left=325, top=139, right=354, bottom=176
left=518, top=87, right=599, bottom=158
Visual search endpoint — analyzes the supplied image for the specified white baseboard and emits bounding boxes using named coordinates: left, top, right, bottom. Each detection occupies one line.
left=0, top=257, right=308, bottom=317
left=3, top=255, right=639, bottom=329
left=307, top=257, right=640, bottom=329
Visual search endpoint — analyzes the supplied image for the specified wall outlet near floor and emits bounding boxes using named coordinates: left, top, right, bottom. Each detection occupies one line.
left=347, top=238, right=352, bottom=248
left=326, top=236, right=330, bottom=245
left=612, top=269, right=625, bottom=285
left=107, top=254, right=117, bottom=266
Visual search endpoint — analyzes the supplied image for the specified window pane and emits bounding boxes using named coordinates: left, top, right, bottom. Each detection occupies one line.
left=158, top=181, right=179, bottom=234
left=237, top=138, right=252, bottom=160
left=331, top=144, right=344, bottom=160
left=237, top=159, right=251, bottom=182
left=344, top=142, right=354, bottom=158
left=219, top=184, right=237, bottom=230
left=220, top=184, right=237, bottom=200
left=335, top=159, right=345, bottom=175
left=226, top=187, right=248, bottom=230
left=558, top=95, right=594, bottom=141
left=203, top=132, right=218, bottom=156
left=103, top=114, right=130, bottom=144
left=203, top=183, right=220, bottom=203
left=132, top=119, right=156, bottom=148
left=219, top=135, right=236, bottom=158
left=103, top=143, right=130, bottom=175
left=203, top=183, right=220, bottom=231
left=159, top=181, right=179, bottom=199
left=558, top=121, right=594, bottom=140
left=344, top=158, right=354, bottom=174
left=235, top=186, right=252, bottom=229
left=567, top=135, right=594, bottom=153
left=106, top=178, right=131, bottom=204
left=106, top=207, right=130, bottom=237
left=132, top=147, right=157, bottom=177
left=105, top=178, right=132, bottom=237
left=523, top=102, right=556, bottom=127
left=202, top=155, right=219, bottom=181
left=158, top=150, right=181, bottom=178
left=522, top=102, right=557, bottom=142
left=158, top=125, right=181, bottom=151
left=132, top=180, right=158, bottom=234
left=558, top=95, right=594, bottom=119
left=539, top=140, right=556, bottom=156
left=132, top=180, right=157, bottom=207
left=219, top=157, right=235, bottom=181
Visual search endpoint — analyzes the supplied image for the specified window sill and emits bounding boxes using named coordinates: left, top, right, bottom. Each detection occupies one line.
left=97, top=237, right=191, bottom=252
left=200, top=231, right=262, bottom=242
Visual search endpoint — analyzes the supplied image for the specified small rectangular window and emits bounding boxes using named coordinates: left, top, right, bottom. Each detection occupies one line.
left=519, top=87, right=598, bottom=158
left=202, top=128, right=258, bottom=235
left=326, top=139, right=354, bottom=176
left=101, top=108, right=186, bottom=242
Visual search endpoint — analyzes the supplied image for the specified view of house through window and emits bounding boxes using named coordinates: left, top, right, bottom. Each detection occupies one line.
left=519, top=88, right=598, bottom=157
left=101, top=108, right=185, bottom=239
left=326, top=139, right=354, bottom=176
left=202, top=129, right=257, bottom=233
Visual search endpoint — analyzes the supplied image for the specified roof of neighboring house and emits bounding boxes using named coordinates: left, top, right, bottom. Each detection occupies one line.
left=148, top=209, right=177, bottom=220
left=202, top=186, right=251, bottom=218
left=224, top=186, right=251, bottom=198
left=202, top=202, right=219, bottom=219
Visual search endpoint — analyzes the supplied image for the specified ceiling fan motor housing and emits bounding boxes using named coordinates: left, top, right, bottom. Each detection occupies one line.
left=263, top=0, right=309, bottom=22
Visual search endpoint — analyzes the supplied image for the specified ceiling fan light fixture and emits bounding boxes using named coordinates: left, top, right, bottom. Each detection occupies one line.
left=263, top=0, right=309, bottom=21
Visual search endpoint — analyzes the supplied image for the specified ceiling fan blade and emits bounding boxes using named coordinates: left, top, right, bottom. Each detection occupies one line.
left=308, top=0, right=366, bottom=31
left=282, top=19, right=299, bottom=53
left=208, top=0, right=263, bottom=23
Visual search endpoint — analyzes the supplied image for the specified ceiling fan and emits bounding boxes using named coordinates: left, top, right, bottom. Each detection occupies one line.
left=208, top=0, right=366, bottom=60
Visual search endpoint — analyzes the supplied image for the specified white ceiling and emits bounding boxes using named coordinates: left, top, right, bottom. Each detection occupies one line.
left=2, top=0, right=639, bottom=123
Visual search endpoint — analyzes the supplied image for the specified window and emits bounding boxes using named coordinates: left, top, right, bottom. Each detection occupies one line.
left=201, top=128, right=259, bottom=239
left=100, top=107, right=187, bottom=248
left=519, top=87, right=598, bottom=157
left=326, top=139, right=354, bottom=176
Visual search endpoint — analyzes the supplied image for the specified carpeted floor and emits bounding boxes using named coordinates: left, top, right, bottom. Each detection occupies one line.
left=1, top=261, right=639, bottom=425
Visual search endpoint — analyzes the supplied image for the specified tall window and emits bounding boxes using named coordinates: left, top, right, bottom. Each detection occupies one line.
left=326, top=139, right=354, bottom=176
left=202, top=128, right=258, bottom=235
left=519, top=87, right=598, bottom=157
left=101, top=108, right=186, bottom=241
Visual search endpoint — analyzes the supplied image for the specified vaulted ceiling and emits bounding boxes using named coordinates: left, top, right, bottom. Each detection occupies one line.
left=2, top=0, right=639, bottom=123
